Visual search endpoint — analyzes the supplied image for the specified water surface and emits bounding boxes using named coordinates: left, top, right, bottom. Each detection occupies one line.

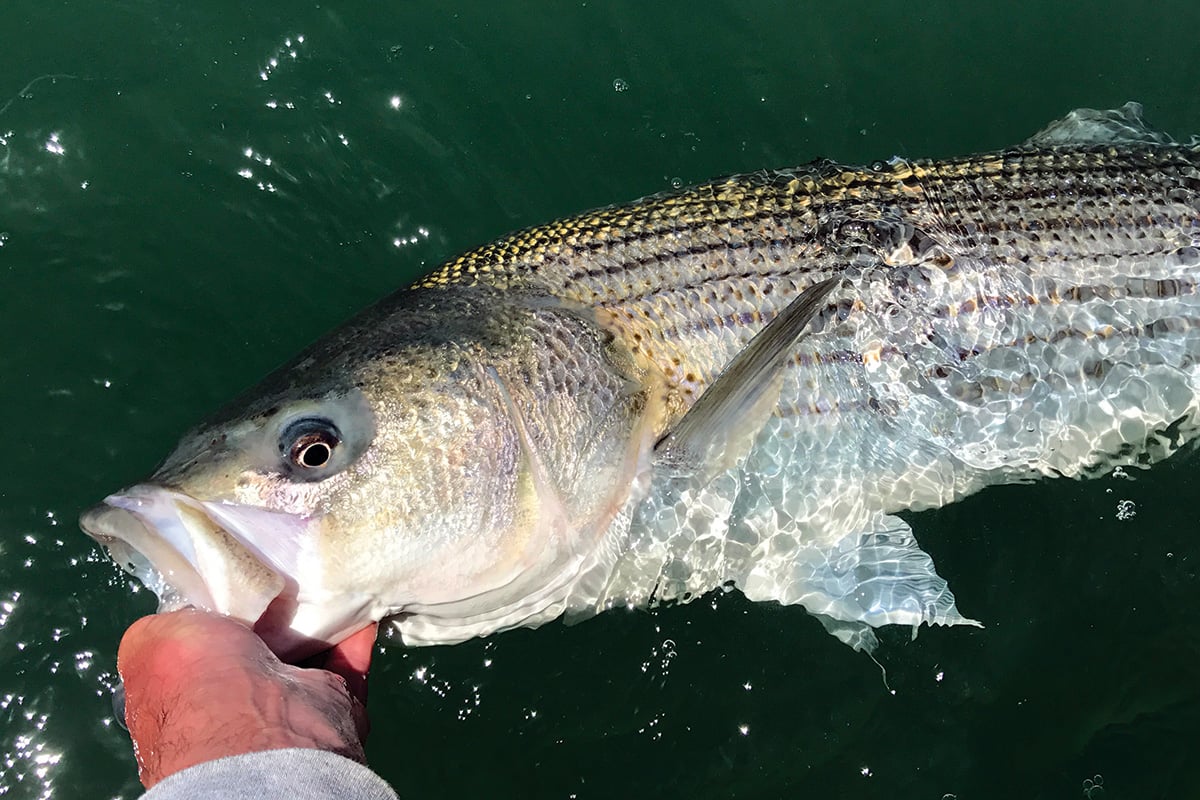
left=2, top=2, right=1199, bottom=797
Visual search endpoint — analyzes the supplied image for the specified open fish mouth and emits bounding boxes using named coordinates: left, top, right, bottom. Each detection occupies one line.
left=79, top=486, right=301, bottom=633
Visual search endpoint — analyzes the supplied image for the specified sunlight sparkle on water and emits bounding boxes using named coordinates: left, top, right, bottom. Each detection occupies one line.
left=74, top=650, right=95, bottom=675
left=392, top=226, right=430, bottom=248
left=259, top=34, right=305, bottom=82
left=0, top=592, right=18, bottom=628
left=638, top=713, right=664, bottom=740
left=240, top=147, right=275, bottom=188
left=43, top=132, right=64, bottom=156
left=2, top=715, right=62, bottom=800
left=389, top=95, right=402, bottom=110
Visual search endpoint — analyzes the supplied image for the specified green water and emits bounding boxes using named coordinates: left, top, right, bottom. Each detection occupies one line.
left=3, top=2, right=1199, bottom=798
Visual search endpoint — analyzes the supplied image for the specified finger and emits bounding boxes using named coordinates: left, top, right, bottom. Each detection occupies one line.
left=319, top=623, right=378, bottom=705
left=118, top=610, right=247, bottom=693
left=119, top=609, right=256, bottom=674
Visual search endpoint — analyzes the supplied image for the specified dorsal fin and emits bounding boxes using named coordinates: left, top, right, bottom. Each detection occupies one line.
left=654, top=277, right=840, bottom=472
left=1024, top=101, right=1176, bottom=148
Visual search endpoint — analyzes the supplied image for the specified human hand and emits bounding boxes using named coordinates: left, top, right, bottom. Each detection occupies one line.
left=116, top=608, right=378, bottom=789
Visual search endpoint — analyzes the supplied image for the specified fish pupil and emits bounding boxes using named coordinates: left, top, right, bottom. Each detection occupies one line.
left=280, top=416, right=342, bottom=471
left=297, top=440, right=332, bottom=468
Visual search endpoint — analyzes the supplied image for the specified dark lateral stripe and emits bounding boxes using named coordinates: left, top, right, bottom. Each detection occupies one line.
left=558, top=192, right=1194, bottom=290
left=927, top=275, right=1199, bottom=321
left=415, top=145, right=1200, bottom=291
left=550, top=150, right=1199, bottom=284
left=601, top=253, right=1197, bottom=332
left=952, top=313, right=1200, bottom=364
left=771, top=313, right=1200, bottom=422
left=639, top=278, right=1198, bottom=388
left=577, top=234, right=822, bottom=292
left=556, top=209, right=814, bottom=284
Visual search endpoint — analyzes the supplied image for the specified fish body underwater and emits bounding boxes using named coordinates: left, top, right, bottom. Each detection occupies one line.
left=81, top=103, right=1200, bottom=659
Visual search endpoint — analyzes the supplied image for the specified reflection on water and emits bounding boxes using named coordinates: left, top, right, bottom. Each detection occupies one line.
left=0, top=523, right=133, bottom=798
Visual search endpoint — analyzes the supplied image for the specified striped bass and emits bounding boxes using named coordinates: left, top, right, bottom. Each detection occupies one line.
left=80, top=102, right=1200, bottom=658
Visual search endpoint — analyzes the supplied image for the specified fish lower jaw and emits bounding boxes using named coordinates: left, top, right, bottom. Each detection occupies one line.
left=79, top=489, right=290, bottom=635
left=82, top=509, right=219, bottom=614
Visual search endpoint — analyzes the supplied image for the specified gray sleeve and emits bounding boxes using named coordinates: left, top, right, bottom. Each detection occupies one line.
left=141, top=748, right=400, bottom=800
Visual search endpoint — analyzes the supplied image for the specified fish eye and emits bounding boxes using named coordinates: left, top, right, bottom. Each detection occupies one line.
left=281, top=418, right=341, bottom=470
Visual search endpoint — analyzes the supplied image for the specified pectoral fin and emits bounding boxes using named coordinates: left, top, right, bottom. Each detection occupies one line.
left=655, top=277, right=839, bottom=473
left=740, top=514, right=981, bottom=653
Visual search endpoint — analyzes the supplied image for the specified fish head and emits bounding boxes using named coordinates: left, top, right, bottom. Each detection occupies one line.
left=81, top=386, right=382, bottom=660
left=80, top=287, right=663, bottom=658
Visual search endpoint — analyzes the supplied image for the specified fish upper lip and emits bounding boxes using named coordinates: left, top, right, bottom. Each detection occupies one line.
left=79, top=486, right=289, bottom=626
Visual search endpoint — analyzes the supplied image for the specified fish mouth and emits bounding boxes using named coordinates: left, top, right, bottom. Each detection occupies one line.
left=82, top=485, right=380, bottom=660
left=79, top=486, right=301, bottom=634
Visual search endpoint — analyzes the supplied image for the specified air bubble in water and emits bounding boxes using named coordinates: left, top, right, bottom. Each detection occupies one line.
left=1115, top=500, right=1136, bottom=521
left=612, top=78, right=628, bottom=93
left=1082, top=774, right=1105, bottom=798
